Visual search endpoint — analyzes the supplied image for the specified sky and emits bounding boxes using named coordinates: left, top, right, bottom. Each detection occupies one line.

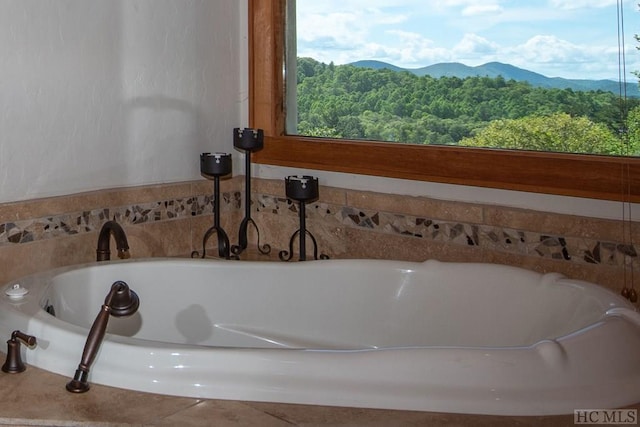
left=295, top=0, right=640, bottom=81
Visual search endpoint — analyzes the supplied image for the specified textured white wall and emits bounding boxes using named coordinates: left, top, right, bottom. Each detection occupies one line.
left=0, top=0, right=245, bottom=203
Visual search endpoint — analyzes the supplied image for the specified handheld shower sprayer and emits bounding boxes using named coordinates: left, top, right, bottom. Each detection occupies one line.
left=66, top=280, right=139, bottom=393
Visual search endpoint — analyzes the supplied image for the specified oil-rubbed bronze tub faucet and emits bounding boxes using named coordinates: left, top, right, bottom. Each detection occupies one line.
left=96, top=220, right=130, bottom=262
left=66, top=280, right=139, bottom=393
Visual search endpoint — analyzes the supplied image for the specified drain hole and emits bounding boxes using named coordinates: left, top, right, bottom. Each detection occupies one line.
left=43, top=301, right=56, bottom=317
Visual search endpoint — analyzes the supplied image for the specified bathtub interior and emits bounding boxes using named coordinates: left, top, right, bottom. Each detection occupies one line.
left=38, top=259, right=624, bottom=349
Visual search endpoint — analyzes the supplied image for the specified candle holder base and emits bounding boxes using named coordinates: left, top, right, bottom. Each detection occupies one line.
left=231, top=217, right=271, bottom=256
left=191, top=225, right=237, bottom=260
left=278, top=229, right=329, bottom=262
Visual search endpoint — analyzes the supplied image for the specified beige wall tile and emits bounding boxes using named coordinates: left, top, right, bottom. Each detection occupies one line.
left=0, top=234, right=95, bottom=285
left=340, top=227, right=485, bottom=263
left=252, top=177, right=287, bottom=198
left=345, top=189, right=483, bottom=223
left=483, top=205, right=638, bottom=242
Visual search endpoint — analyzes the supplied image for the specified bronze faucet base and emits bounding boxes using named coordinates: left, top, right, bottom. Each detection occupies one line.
left=66, top=370, right=90, bottom=393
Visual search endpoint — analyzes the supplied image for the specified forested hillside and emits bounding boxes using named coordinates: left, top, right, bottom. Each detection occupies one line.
left=349, top=60, right=640, bottom=96
left=295, top=57, right=640, bottom=155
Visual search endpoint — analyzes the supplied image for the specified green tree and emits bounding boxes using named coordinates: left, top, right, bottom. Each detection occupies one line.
left=458, top=113, right=630, bottom=155
left=624, top=106, right=640, bottom=155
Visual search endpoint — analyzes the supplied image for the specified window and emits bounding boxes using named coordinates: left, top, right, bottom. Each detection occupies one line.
left=291, top=2, right=640, bottom=157
left=249, top=0, right=640, bottom=201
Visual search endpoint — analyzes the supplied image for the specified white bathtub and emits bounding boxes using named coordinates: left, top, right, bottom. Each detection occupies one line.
left=1, top=258, right=639, bottom=415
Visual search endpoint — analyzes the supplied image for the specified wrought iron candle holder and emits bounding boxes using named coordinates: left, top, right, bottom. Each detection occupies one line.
left=230, top=128, right=271, bottom=257
left=279, top=175, right=329, bottom=261
left=192, top=152, right=233, bottom=259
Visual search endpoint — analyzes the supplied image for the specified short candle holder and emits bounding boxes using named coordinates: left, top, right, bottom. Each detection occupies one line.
left=230, top=128, right=271, bottom=257
left=279, top=175, right=329, bottom=261
left=192, top=152, right=234, bottom=260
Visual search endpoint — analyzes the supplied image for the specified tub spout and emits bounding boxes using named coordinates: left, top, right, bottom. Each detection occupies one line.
left=66, top=281, right=139, bottom=393
left=96, top=220, right=130, bottom=262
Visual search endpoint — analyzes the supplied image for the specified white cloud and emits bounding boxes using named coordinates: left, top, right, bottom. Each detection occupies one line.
left=517, top=35, right=590, bottom=63
left=429, top=0, right=505, bottom=13
left=454, top=33, right=500, bottom=56
left=296, top=12, right=364, bottom=43
left=549, top=0, right=619, bottom=10
left=296, top=6, right=409, bottom=46
left=461, top=4, right=504, bottom=16
left=437, top=0, right=500, bottom=6
left=501, top=35, right=629, bottom=79
left=385, top=30, right=450, bottom=65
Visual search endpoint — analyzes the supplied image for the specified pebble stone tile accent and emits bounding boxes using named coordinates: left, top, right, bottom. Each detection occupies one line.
left=1, top=190, right=637, bottom=270
left=254, top=193, right=639, bottom=270
left=0, top=192, right=241, bottom=247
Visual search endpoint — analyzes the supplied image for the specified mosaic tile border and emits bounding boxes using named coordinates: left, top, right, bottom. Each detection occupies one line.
left=2, top=189, right=638, bottom=270
left=254, top=194, right=640, bottom=270
left=0, top=193, right=241, bottom=247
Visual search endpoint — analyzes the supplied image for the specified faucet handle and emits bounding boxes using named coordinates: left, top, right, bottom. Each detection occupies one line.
left=2, top=330, right=37, bottom=373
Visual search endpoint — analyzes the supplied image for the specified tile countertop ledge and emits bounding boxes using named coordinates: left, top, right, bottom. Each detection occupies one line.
left=0, top=357, right=635, bottom=427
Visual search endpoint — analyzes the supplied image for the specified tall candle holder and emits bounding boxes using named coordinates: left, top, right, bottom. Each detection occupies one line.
left=279, top=175, right=329, bottom=261
left=230, top=128, right=271, bottom=257
left=192, top=152, right=233, bottom=260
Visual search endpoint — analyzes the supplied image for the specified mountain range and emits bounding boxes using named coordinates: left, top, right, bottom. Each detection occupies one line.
left=349, top=60, right=640, bottom=98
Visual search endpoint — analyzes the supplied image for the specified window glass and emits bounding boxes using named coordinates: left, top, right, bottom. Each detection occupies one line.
left=290, top=1, right=640, bottom=156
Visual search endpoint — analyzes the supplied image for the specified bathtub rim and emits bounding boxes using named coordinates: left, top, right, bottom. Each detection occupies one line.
left=1, top=257, right=639, bottom=416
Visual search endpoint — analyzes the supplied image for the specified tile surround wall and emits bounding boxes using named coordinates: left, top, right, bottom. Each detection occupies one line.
left=0, top=178, right=243, bottom=286
left=1, top=177, right=638, bottom=300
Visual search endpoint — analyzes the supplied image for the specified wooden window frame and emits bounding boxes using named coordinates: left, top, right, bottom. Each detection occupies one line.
left=249, top=0, right=640, bottom=202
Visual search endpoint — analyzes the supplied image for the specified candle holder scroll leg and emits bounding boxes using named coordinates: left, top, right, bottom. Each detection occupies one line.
left=305, top=229, right=329, bottom=261
left=278, top=229, right=329, bottom=262
left=232, top=217, right=271, bottom=256
left=278, top=229, right=300, bottom=261
left=191, top=225, right=232, bottom=259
